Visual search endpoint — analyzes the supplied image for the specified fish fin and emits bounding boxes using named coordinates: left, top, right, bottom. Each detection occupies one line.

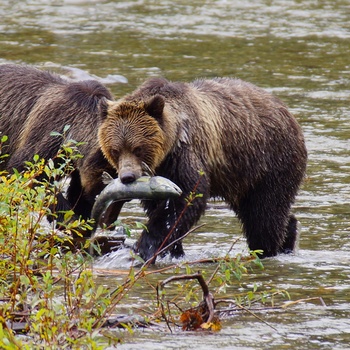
left=102, top=171, right=114, bottom=185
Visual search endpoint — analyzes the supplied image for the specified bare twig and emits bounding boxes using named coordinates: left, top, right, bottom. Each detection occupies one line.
left=146, top=174, right=204, bottom=264
left=235, top=303, right=278, bottom=331
left=157, top=272, right=215, bottom=325
left=282, top=297, right=326, bottom=308
left=206, top=237, right=241, bottom=286
left=213, top=298, right=278, bottom=331
left=142, top=224, right=206, bottom=267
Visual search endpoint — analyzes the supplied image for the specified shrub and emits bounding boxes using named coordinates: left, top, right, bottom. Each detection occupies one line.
left=0, top=132, right=289, bottom=348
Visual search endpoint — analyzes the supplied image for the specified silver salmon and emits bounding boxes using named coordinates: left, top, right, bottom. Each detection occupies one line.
left=91, top=174, right=182, bottom=231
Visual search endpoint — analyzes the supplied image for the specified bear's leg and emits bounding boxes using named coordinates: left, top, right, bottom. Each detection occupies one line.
left=281, top=214, right=299, bottom=254
left=66, top=169, right=93, bottom=222
left=235, top=180, right=297, bottom=258
left=137, top=190, right=208, bottom=263
left=136, top=198, right=186, bottom=262
left=47, top=192, right=77, bottom=225
left=47, top=170, right=89, bottom=234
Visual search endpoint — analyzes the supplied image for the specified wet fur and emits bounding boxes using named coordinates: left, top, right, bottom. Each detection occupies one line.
left=101, top=77, right=307, bottom=261
left=0, top=64, right=117, bottom=229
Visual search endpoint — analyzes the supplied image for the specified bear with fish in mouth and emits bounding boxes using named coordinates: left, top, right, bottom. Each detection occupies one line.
left=98, top=76, right=307, bottom=262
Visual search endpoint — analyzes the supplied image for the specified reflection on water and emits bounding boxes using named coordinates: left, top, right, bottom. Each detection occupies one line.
left=0, top=0, right=349, bottom=348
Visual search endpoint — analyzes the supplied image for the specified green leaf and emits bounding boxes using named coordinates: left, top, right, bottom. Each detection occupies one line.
left=50, top=131, right=62, bottom=137
left=1, top=135, right=8, bottom=143
left=225, top=269, right=231, bottom=281
left=63, top=124, right=71, bottom=133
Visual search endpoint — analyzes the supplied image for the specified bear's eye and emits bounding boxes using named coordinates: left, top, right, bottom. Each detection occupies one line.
left=110, top=149, right=120, bottom=160
left=133, top=146, right=143, bottom=158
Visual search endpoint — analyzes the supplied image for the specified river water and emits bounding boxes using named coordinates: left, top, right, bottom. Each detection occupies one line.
left=0, top=1, right=349, bottom=349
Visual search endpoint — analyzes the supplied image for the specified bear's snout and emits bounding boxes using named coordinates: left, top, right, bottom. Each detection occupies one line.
left=120, top=171, right=137, bottom=184
left=118, top=153, right=143, bottom=184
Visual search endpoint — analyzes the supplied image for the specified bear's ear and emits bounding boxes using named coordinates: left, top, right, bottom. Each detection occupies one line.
left=99, top=98, right=113, bottom=120
left=144, top=95, right=165, bottom=121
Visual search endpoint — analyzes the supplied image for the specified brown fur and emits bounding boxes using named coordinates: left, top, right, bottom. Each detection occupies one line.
left=99, top=98, right=167, bottom=182
left=99, top=77, right=307, bottom=262
left=0, top=64, right=117, bottom=229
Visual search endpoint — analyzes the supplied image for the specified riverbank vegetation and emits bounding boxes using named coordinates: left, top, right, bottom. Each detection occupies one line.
left=0, top=136, right=290, bottom=349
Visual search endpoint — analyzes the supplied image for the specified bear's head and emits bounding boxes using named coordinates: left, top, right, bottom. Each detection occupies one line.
left=98, top=95, right=167, bottom=184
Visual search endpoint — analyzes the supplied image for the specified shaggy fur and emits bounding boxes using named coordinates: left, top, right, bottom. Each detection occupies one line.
left=99, top=77, right=307, bottom=261
left=0, top=64, right=117, bottom=228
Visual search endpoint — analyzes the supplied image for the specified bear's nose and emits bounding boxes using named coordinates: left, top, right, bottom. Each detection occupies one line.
left=120, top=172, right=137, bottom=184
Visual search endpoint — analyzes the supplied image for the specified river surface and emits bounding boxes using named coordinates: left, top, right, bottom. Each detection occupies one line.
left=0, top=1, right=349, bottom=349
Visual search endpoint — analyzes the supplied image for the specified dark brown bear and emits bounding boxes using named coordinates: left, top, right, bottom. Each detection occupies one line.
left=0, top=64, right=118, bottom=228
left=99, top=77, right=307, bottom=261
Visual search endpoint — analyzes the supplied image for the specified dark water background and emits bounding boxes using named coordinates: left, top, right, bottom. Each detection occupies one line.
left=0, top=1, right=349, bottom=349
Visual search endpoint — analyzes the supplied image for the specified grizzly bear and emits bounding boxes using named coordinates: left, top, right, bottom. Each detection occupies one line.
left=0, top=64, right=119, bottom=229
left=99, top=77, right=307, bottom=262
